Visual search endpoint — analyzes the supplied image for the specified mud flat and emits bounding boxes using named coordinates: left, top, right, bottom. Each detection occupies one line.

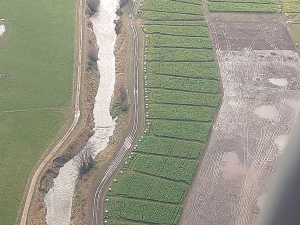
left=180, top=14, right=300, bottom=225
left=44, top=0, right=118, bottom=224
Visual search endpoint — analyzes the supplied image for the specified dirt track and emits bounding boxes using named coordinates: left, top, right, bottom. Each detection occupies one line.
left=180, top=14, right=300, bottom=225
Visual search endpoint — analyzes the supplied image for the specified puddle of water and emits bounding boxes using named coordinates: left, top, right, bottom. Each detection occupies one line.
left=220, top=152, right=245, bottom=180
left=44, top=0, right=119, bottom=224
left=254, top=105, right=279, bottom=121
left=0, top=24, right=5, bottom=37
left=269, top=78, right=288, bottom=87
left=256, top=193, right=267, bottom=209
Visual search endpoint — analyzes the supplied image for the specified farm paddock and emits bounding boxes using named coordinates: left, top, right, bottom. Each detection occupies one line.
left=180, top=13, right=300, bottom=225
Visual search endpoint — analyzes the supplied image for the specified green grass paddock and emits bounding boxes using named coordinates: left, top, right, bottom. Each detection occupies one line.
left=0, top=0, right=76, bottom=224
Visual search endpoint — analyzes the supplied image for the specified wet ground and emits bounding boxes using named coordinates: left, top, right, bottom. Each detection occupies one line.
left=180, top=14, right=300, bottom=225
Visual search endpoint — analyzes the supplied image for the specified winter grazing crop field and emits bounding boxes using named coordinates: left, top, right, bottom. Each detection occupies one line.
left=0, top=0, right=75, bottom=224
left=103, top=0, right=221, bottom=224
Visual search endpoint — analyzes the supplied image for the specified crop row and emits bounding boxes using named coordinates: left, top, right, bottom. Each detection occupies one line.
left=151, top=34, right=213, bottom=49
left=145, top=48, right=215, bottom=61
left=143, top=24, right=209, bottom=36
left=104, top=198, right=181, bottom=224
left=103, top=221, right=146, bottom=225
left=283, top=3, right=300, bottom=13
left=107, top=172, right=187, bottom=203
left=208, top=2, right=279, bottom=12
left=148, top=89, right=221, bottom=107
left=169, top=0, right=202, bottom=5
left=140, top=0, right=203, bottom=15
left=153, top=120, right=212, bottom=142
left=147, top=104, right=216, bottom=122
left=145, top=61, right=219, bottom=80
left=146, top=74, right=220, bottom=93
left=138, top=10, right=204, bottom=21
left=144, top=20, right=208, bottom=26
left=208, top=0, right=277, bottom=3
left=133, top=154, right=199, bottom=184
left=134, top=136, right=205, bottom=158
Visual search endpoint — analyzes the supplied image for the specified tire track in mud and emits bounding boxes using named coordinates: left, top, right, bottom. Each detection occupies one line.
left=180, top=15, right=300, bottom=225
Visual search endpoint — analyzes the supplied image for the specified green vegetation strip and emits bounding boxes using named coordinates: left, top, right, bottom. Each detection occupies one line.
left=104, top=0, right=221, bottom=224
left=0, top=0, right=75, bottom=224
left=138, top=10, right=204, bottom=21
left=151, top=34, right=213, bottom=49
left=283, top=3, right=300, bottom=12
left=208, top=0, right=277, bottom=3
left=144, top=20, right=208, bottom=26
left=134, top=136, right=205, bottom=158
left=207, top=1, right=279, bottom=12
left=146, top=74, right=220, bottom=93
left=148, top=104, right=216, bottom=122
left=107, top=172, right=188, bottom=203
left=146, top=48, right=215, bottom=61
left=133, top=155, right=199, bottom=184
left=104, top=198, right=181, bottom=224
left=169, top=0, right=202, bottom=5
left=140, top=0, right=204, bottom=15
left=143, top=24, right=209, bottom=36
left=149, top=89, right=221, bottom=107
left=153, top=120, right=211, bottom=142
left=146, top=62, right=219, bottom=79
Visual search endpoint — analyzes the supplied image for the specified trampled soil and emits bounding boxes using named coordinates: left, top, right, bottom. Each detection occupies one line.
left=180, top=13, right=300, bottom=225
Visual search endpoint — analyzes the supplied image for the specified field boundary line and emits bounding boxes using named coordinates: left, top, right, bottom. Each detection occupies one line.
left=0, top=107, right=71, bottom=114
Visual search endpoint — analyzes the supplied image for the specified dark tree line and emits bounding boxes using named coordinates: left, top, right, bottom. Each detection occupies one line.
left=119, top=85, right=129, bottom=112
left=74, top=142, right=95, bottom=177
left=86, top=0, right=100, bottom=16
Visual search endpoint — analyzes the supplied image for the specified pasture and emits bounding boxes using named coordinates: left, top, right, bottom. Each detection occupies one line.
left=0, top=0, right=75, bottom=224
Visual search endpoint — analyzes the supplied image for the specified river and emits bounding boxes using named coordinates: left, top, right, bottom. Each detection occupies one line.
left=44, top=0, right=119, bottom=224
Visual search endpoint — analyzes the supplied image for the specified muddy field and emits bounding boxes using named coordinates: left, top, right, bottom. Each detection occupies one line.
left=180, top=14, right=300, bottom=225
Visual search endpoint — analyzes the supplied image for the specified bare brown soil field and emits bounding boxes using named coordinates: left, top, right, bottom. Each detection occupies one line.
left=180, top=13, right=300, bottom=225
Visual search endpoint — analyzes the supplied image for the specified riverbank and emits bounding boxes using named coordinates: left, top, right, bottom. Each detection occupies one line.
left=70, top=2, right=132, bottom=223
left=24, top=4, right=100, bottom=224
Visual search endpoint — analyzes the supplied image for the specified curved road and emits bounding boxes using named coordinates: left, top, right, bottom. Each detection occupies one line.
left=19, top=0, right=83, bottom=224
left=91, top=1, right=140, bottom=224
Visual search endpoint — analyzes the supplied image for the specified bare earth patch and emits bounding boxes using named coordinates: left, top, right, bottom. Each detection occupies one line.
left=180, top=14, right=300, bottom=225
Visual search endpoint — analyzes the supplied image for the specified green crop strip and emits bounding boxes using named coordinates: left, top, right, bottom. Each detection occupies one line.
left=207, top=0, right=280, bottom=12
left=146, top=62, right=219, bottom=79
left=138, top=10, right=204, bottom=21
left=149, top=89, right=221, bottom=107
left=103, top=0, right=221, bottom=224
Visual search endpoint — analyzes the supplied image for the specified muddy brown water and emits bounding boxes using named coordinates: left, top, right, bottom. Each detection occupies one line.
left=180, top=14, right=300, bottom=225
